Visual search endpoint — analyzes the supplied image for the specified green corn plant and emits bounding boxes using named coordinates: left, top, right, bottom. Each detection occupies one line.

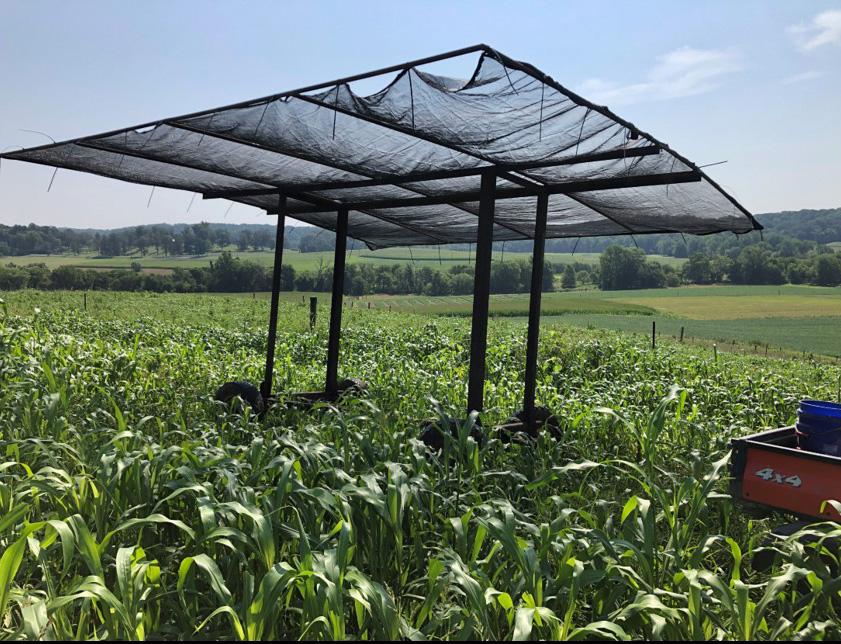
left=2, top=294, right=841, bottom=639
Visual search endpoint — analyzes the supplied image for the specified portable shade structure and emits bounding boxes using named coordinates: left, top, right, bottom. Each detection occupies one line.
left=0, top=44, right=760, bottom=427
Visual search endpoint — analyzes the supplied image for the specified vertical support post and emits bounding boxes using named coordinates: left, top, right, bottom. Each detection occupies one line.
left=467, top=169, right=496, bottom=415
left=309, top=297, right=317, bottom=329
left=326, top=208, right=348, bottom=396
left=261, top=195, right=286, bottom=400
left=652, top=321, right=656, bottom=349
left=523, top=191, right=549, bottom=428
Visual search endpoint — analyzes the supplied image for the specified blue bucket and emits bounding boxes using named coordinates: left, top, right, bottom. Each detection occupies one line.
left=796, top=399, right=841, bottom=455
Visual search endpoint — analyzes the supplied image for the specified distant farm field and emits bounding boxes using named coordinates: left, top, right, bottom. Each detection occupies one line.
left=603, top=285, right=841, bottom=320
left=362, top=284, right=841, bottom=357
left=0, top=247, right=685, bottom=273
left=362, top=284, right=841, bottom=317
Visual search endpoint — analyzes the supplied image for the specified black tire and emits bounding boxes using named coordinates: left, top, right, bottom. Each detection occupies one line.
left=499, top=406, right=563, bottom=442
left=337, top=377, right=367, bottom=396
left=214, top=381, right=264, bottom=414
left=420, top=417, right=485, bottom=451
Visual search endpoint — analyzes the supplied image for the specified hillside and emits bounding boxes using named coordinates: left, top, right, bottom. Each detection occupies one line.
left=756, top=207, right=841, bottom=242
left=3, top=205, right=841, bottom=259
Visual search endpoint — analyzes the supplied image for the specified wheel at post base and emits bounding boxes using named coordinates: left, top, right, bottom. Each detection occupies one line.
left=498, top=406, right=563, bottom=442
left=336, top=377, right=367, bottom=398
left=214, top=381, right=265, bottom=414
left=419, top=417, right=486, bottom=452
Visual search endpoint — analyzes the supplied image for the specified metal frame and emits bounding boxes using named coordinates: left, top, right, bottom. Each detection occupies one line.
left=272, top=171, right=702, bottom=215
left=0, top=44, right=762, bottom=431
left=261, top=201, right=353, bottom=405
left=1, top=43, right=760, bottom=231
left=171, top=120, right=536, bottom=239
left=326, top=208, right=348, bottom=396
left=202, top=145, right=662, bottom=200
left=523, top=191, right=548, bottom=427
left=467, top=169, right=496, bottom=413
left=261, top=194, right=286, bottom=399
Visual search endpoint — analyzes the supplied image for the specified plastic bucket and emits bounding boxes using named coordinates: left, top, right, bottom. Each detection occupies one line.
left=796, top=399, right=841, bottom=455
left=800, top=399, right=841, bottom=419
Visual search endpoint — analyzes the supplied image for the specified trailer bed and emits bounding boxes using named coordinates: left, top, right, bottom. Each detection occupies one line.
left=731, top=426, right=841, bottom=521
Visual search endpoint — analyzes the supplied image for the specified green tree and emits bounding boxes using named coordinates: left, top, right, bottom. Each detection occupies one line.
left=682, top=253, right=713, bottom=284
left=815, top=254, right=841, bottom=286
left=561, top=264, right=577, bottom=289
left=599, top=246, right=646, bottom=290
left=730, top=246, right=785, bottom=285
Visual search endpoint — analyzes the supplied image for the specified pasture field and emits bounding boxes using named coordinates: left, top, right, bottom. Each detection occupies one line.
left=1, top=291, right=841, bottom=639
left=362, top=285, right=841, bottom=357
left=547, top=314, right=841, bottom=359
left=604, top=285, right=841, bottom=320
left=0, top=247, right=685, bottom=274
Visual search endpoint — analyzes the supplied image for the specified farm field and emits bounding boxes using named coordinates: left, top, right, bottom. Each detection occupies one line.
left=369, top=284, right=841, bottom=318
left=548, top=314, right=841, bottom=358
left=1, top=291, right=841, bottom=639
left=5, top=284, right=841, bottom=357
left=0, top=247, right=686, bottom=273
left=0, top=290, right=656, bottom=328
left=361, top=285, right=841, bottom=357
left=3, top=283, right=841, bottom=355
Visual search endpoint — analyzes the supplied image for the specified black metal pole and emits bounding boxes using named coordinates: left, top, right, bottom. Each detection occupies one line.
left=326, top=207, right=348, bottom=396
left=467, top=169, right=496, bottom=415
left=261, top=195, right=286, bottom=399
left=523, top=191, right=549, bottom=428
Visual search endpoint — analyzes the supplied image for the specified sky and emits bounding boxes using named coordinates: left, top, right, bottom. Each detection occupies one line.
left=0, top=0, right=839, bottom=230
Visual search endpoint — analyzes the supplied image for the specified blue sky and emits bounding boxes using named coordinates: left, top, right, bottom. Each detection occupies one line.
left=0, top=0, right=839, bottom=229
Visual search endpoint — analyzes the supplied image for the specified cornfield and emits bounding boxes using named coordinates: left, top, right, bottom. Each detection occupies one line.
left=1, top=294, right=840, bottom=640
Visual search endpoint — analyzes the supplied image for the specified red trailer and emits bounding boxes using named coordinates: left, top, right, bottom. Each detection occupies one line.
left=731, top=426, right=841, bottom=521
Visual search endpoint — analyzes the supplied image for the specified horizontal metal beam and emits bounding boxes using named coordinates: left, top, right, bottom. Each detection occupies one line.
left=172, top=125, right=531, bottom=238
left=202, top=145, right=661, bottom=200
left=76, top=138, right=470, bottom=244
left=293, top=93, right=539, bottom=190
left=269, top=170, right=701, bottom=215
left=248, top=189, right=450, bottom=245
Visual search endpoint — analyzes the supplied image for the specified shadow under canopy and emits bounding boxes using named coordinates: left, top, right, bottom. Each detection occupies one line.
left=0, top=44, right=760, bottom=431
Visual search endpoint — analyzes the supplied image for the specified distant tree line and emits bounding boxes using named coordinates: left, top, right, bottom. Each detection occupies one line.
left=680, top=244, right=841, bottom=286
left=488, top=228, right=821, bottom=260
left=0, top=252, right=560, bottom=296
left=0, top=222, right=364, bottom=258
left=3, top=207, right=840, bottom=262
left=599, top=243, right=841, bottom=289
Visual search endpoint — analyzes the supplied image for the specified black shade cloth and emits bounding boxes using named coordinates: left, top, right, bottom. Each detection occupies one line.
left=1, top=45, right=759, bottom=249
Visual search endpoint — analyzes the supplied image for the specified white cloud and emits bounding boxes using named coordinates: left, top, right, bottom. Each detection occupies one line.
left=781, top=70, right=825, bottom=84
left=578, top=47, right=743, bottom=106
left=788, top=10, right=841, bottom=51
